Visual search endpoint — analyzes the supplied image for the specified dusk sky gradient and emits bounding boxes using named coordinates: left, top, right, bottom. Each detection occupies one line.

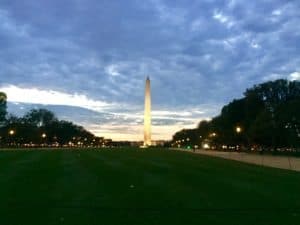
left=0, top=0, right=300, bottom=140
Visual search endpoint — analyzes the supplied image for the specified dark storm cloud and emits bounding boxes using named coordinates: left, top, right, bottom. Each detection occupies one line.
left=1, top=0, right=300, bottom=139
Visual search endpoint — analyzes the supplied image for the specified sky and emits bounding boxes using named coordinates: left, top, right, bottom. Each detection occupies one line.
left=0, top=0, right=300, bottom=141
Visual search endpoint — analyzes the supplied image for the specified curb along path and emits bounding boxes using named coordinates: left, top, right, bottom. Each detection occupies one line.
left=172, top=148, right=300, bottom=172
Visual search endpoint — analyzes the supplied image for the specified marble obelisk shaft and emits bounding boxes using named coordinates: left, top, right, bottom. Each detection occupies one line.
left=144, top=77, right=151, bottom=146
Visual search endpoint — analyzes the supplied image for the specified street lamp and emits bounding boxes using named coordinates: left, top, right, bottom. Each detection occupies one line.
left=209, top=132, right=217, bottom=137
left=8, top=129, right=15, bottom=146
left=236, top=126, right=242, bottom=133
left=235, top=126, right=242, bottom=151
left=40, top=133, right=47, bottom=147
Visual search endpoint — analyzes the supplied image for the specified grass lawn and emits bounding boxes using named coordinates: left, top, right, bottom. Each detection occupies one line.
left=0, top=148, right=299, bottom=225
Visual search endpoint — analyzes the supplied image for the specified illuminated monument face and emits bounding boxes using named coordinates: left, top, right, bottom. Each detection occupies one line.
left=144, top=77, right=151, bottom=146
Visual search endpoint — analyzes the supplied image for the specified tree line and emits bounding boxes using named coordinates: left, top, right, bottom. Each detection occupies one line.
left=172, top=79, right=300, bottom=152
left=0, top=93, right=103, bottom=147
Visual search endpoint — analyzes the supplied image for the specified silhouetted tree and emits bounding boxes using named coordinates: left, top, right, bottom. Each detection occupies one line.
left=23, top=109, right=58, bottom=127
left=275, top=99, right=300, bottom=148
left=0, top=108, right=97, bottom=147
left=0, top=92, right=7, bottom=126
left=245, top=79, right=300, bottom=149
left=172, top=79, right=300, bottom=152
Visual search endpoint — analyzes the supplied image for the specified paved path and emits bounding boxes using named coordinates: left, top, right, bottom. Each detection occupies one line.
left=173, top=149, right=300, bottom=172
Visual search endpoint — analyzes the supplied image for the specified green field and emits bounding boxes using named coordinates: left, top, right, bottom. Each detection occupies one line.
left=0, top=148, right=299, bottom=225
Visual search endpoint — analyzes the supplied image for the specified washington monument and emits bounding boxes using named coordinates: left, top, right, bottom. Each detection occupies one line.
left=144, top=76, right=151, bottom=146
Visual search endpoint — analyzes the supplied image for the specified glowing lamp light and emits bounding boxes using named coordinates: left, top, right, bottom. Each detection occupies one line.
left=42, top=133, right=47, bottom=138
left=203, top=143, right=210, bottom=149
left=9, top=130, right=15, bottom=135
left=236, top=126, right=242, bottom=133
left=209, top=132, right=217, bottom=137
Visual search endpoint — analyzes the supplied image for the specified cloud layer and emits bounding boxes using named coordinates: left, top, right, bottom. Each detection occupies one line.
left=1, top=0, right=300, bottom=140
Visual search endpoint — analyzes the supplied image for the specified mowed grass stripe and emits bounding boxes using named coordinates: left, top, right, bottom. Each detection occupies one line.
left=0, top=151, right=48, bottom=185
left=74, top=149, right=300, bottom=225
left=0, top=151, right=104, bottom=225
left=0, top=151, right=62, bottom=205
left=72, top=149, right=300, bottom=210
left=0, top=149, right=299, bottom=225
left=0, top=151, right=62, bottom=224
